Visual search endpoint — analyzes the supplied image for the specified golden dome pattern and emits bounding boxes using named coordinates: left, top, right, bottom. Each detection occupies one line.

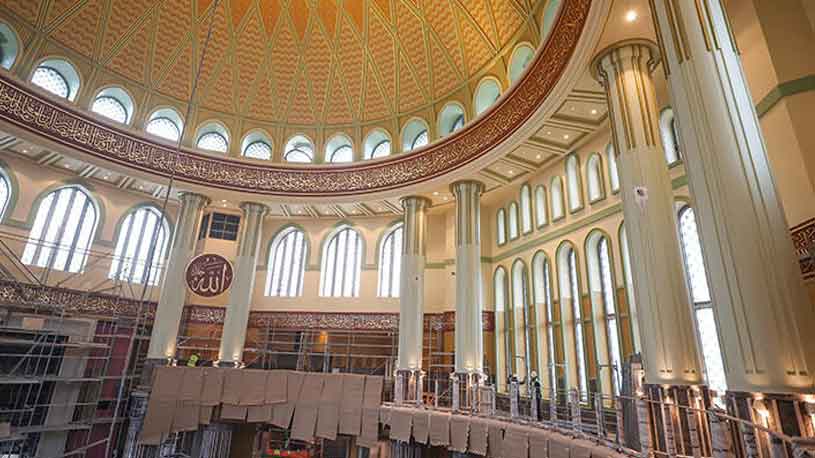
left=1, top=0, right=540, bottom=129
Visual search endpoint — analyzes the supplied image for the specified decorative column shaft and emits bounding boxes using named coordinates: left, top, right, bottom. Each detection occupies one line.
left=147, top=192, right=209, bottom=361
left=650, top=1, right=815, bottom=393
left=397, top=196, right=430, bottom=370
left=217, top=202, right=268, bottom=366
left=450, top=180, right=485, bottom=374
left=592, top=40, right=704, bottom=386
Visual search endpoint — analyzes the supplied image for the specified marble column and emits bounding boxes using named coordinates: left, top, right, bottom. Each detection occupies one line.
left=146, top=192, right=209, bottom=362
left=217, top=202, right=268, bottom=367
left=592, top=40, right=704, bottom=386
left=395, top=196, right=431, bottom=403
left=450, top=180, right=485, bottom=375
left=649, top=1, right=815, bottom=394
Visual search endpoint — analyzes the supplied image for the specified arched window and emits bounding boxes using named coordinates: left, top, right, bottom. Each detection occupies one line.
left=265, top=227, right=307, bottom=297
left=378, top=224, right=403, bottom=298
left=0, top=23, right=20, bottom=70
left=660, top=108, right=682, bottom=165
left=557, top=244, right=587, bottom=399
left=606, top=143, right=620, bottom=193
left=241, top=131, right=273, bottom=160
left=496, top=209, right=507, bottom=245
left=438, top=103, right=465, bottom=137
left=532, top=252, right=558, bottom=391
left=22, top=186, right=98, bottom=273
left=566, top=155, right=583, bottom=211
left=520, top=185, right=533, bottom=234
left=534, top=185, right=548, bottom=228
left=508, top=202, right=519, bottom=240
left=109, top=206, right=169, bottom=285
left=146, top=108, right=183, bottom=141
left=586, top=232, right=622, bottom=394
left=494, top=267, right=509, bottom=392
left=196, top=123, right=230, bottom=153
left=364, top=130, right=391, bottom=160
left=91, top=87, right=134, bottom=124
left=326, top=134, right=354, bottom=163
left=0, top=170, right=10, bottom=220
left=586, top=154, right=605, bottom=203
left=474, top=79, right=501, bottom=116
left=284, top=135, right=314, bottom=163
left=511, top=260, right=533, bottom=383
left=550, top=176, right=565, bottom=221
left=31, top=59, right=80, bottom=100
left=402, top=119, right=429, bottom=152
left=540, top=0, right=562, bottom=41
left=678, top=206, right=726, bottom=396
left=320, top=225, right=362, bottom=297
left=508, top=44, right=534, bottom=83
left=619, top=224, right=640, bottom=352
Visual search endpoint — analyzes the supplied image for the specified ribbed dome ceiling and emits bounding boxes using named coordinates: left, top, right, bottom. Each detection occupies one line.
left=3, top=0, right=541, bottom=128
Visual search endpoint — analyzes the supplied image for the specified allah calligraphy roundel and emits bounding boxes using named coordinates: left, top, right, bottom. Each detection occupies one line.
left=185, top=254, right=234, bottom=297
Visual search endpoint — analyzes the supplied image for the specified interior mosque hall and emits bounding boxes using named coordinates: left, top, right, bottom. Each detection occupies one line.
left=0, top=0, right=813, bottom=457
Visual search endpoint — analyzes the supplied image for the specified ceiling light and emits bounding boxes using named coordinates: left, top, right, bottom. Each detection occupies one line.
left=563, top=134, right=570, bottom=140
left=546, top=131, right=552, bottom=135
left=591, top=109, right=598, bottom=115
left=443, top=196, right=449, bottom=201
left=63, top=164, right=70, bottom=168
left=625, top=9, right=638, bottom=22
left=508, top=170, right=514, bottom=175
left=221, top=199, right=227, bottom=203
left=433, top=191, right=439, bottom=196
left=103, top=175, right=110, bottom=180
left=536, top=154, right=541, bottom=159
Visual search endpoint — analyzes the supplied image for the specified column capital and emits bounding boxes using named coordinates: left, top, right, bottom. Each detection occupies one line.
left=177, top=191, right=211, bottom=208
left=590, top=39, right=661, bottom=84
left=239, top=201, right=269, bottom=215
left=449, top=179, right=485, bottom=196
left=399, top=195, right=432, bottom=211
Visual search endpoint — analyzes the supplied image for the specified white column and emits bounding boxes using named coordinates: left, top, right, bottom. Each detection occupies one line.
left=650, top=1, right=815, bottom=394
left=592, top=41, right=704, bottom=386
left=217, top=202, right=268, bottom=367
left=147, top=192, right=209, bottom=361
left=397, top=196, right=431, bottom=370
left=450, top=180, right=485, bottom=374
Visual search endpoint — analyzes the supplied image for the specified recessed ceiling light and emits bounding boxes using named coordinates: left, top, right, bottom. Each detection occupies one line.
left=625, top=9, right=638, bottom=22
left=535, top=154, right=541, bottom=159
left=103, top=175, right=110, bottom=180
left=590, top=109, right=598, bottom=115
left=433, top=191, right=439, bottom=196
left=221, top=199, right=227, bottom=203
left=64, top=164, right=70, bottom=168
left=563, top=134, right=570, bottom=140
left=22, top=149, right=28, bottom=153
left=508, top=170, right=514, bottom=175
left=443, top=196, right=449, bottom=201
left=546, top=131, right=552, bottom=135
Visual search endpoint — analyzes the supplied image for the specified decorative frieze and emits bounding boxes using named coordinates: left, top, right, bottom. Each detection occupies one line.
left=791, top=217, right=815, bottom=279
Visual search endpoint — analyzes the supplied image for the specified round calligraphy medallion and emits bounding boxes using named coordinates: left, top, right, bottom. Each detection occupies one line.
left=185, top=254, right=234, bottom=297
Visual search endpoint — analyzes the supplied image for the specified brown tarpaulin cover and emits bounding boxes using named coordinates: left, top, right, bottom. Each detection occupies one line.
left=528, top=429, right=549, bottom=458
left=363, top=376, right=383, bottom=407
left=241, top=370, right=269, bottom=406
left=502, top=426, right=528, bottom=458
left=449, top=415, right=469, bottom=453
left=428, top=411, right=451, bottom=446
left=339, top=374, right=366, bottom=435
left=388, top=407, right=413, bottom=443
left=221, top=404, right=248, bottom=421
left=222, top=369, right=243, bottom=405
left=487, top=421, right=504, bottom=458
left=549, top=436, right=571, bottom=458
left=140, top=399, right=174, bottom=445
left=290, top=374, right=325, bottom=442
left=266, top=371, right=288, bottom=404
left=468, top=417, right=489, bottom=456
left=412, top=410, right=430, bottom=444
left=247, top=405, right=273, bottom=423
left=357, top=407, right=381, bottom=448
left=315, top=374, right=343, bottom=440
left=272, top=371, right=303, bottom=428
left=201, top=368, right=225, bottom=405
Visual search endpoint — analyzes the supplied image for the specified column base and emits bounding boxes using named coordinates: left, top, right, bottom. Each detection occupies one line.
left=394, top=369, right=424, bottom=406
left=450, top=371, right=486, bottom=413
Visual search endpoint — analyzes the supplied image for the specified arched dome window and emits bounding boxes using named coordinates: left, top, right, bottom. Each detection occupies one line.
left=284, top=135, right=315, bottom=163
left=320, top=225, right=362, bottom=297
left=677, top=205, right=727, bottom=397
left=520, top=184, right=533, bottom=234
left=508, top=44, right=535, bottom=84
left=402, top=119, right=429, bottom=152
left=494, top=266, right=509, bottom=392
left=550, top=176, right=565, bottom=221
left=496, top=208, right=507, bottom=246
left=91, top=87, right=134, bottom=124
left=566, top=154, right=583, bottom=212
left=660, top=108, right=682, bottom=165
left=241, top=131, right=273, bottom=160
left=535, top=185, right=548, bottom=228
left=586, top=153, right=605, bottom=203
left=31, top=59, right=80, bottom=101
left=326, top=134, right=354, bottom=163
left=22, top=186, right=98, bottom=273
left=146, top=108, right=183, bottom=142
left=378, top=224, right=403, bottom=298
left=109, top=206, right=169, bottom=285
left=585, top=232, right=622, bottom=394
left=557, top=243, right=588, bottom=400
left=196, top=123, right=230, bottom=154
left=474, top=78, right=501, bottom=116
left=266, top=227, right=308, bottom=297
left=364, top=130, right=391, bottom=160
left=541, top=0, right=562, bottom=41
left=532, top=251, right=558, bottom=390
left=438, top=103, right=465, bottom=137
left=606, top=143, right=620, bottom=193
left=0, top=23, right=20, bottom=70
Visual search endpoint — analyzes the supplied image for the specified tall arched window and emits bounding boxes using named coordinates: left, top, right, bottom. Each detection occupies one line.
left=109, top=206, right=169, bottom=285
left=265, top=227, right=307, bottom=297
left=550, top=177, right=565, bottom=221
left=535, top=185, right=547, bottom=228
left=532, top=252, right=557, bottom=390
left=606, top=143, right=620, bottom=193
left=508, top=202, right=519, bottom=240
left=586, top=232, right=622, bottom=394
left=378, top=224, right=403, bottom=298
left=320, top=225, right=362, bottom=297
left=678, top=206, right=727, bottom=397
left=0, top=170, right=10, bottom=220
left=619, top=224, right=640, bottom=352
left=520, top=185, right=533, bottom=234
left=557, top=244, right=587, bottom=399
left=586, top=154, right=605, bottom=203
left=22, top=186, right=98, bottom=273
left=566, top=155, right=583, bottom=212
left=494, top=267, right=509, bottom=392
left=512, top=260, right=534, bottom=384
left=496, top=209, right=507, bottom=245
left=660, top=108, right=682, bottom=165
left=284, top=135, right=315, bottom=163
